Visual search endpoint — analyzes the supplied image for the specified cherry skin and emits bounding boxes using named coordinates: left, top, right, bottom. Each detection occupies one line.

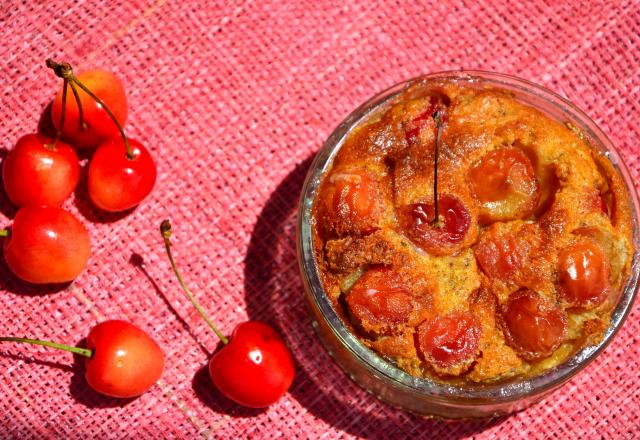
left=3, top=134, right=79, bottom=207
left=501, top=289, right=567, bottom=360
left=208, top=321, right=295, bottom=408
left=398, top=194, right=471, bottom=255
left=85, top=320, right=164, bottom=398
left=88, top=137, right=156, bottom=212
left=346, top=267, right=425, bottom=335
left=469, top=148, right=540, bottom=223
left=474, top=231, right=520, bottom=280
left=557, top=240, right=610, bottom=309
left=3, top=206, right=91, bottom=284
left=417, top=312, right=480, bottom=374
left=324, top=170, right=379, bottom=234
left=52, top=69, right=127, bottom=149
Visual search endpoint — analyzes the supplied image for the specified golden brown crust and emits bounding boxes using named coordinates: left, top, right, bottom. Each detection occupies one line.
left=312, top=79, right=635, bottom=384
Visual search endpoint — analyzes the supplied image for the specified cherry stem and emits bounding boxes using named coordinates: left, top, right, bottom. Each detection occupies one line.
left=0, top=337, right=93, bottom=358
left=160, top=220, right=229, bottom=345
left=46, top=79, right=68, bottom=150
left=0, top=229, right=9, bottom=237
left=432, top=109, right=444, bottom=226
left=68, top=81, right=85, bottom=131
left=45, top=59, right=135, bottom=160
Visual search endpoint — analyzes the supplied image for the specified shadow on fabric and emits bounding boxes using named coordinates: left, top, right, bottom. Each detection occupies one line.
left=242, top=154, right=510, bottom=438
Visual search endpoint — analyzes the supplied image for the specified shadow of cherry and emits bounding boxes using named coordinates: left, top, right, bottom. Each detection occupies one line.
left=0, top=148, right=19, bottom=220
left=191, top=364, right=267, bottom=418
left=0, top=351, right=74, bottom=373
left=129, top=252, right=209, bottom=356
left=68, top=338, right=137, bottom=409
left=241, top=154, right=509, bottom=438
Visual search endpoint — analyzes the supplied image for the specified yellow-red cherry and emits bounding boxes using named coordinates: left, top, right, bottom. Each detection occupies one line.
left=51, top=69, right=127, bottom=149
left=0, top=320, right=163, bottom=399
left=85, top=320, right=165, bottom=398
left=3, top=206, right=90, bottom=284
left=88, top=137, right=156, bottom=212
left=3, top=133, right=79, bottom=207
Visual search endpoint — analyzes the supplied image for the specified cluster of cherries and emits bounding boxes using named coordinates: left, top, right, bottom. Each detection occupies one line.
left=3, top=59, right=156, bottom=284
left=326, top=97, right=612, bottom=373
left=0, top=61, right=294, bottom=407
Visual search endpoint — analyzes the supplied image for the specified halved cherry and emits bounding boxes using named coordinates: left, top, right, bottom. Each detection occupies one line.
left=346, top=267, right=425, bottom=335
left=324, top=170, right=378, bottom=234
left=398, top=194, right=471, bottom=256
left=469, top=148, right=540, bottom=223
left=417, top=312, right=480, bottom=375
left=557, top=240, right=610, bottom=309
left=501, top=289, right=567, bottom=361
left=474, top=231, right=521, bottom=281
left=403, top=95, right=449, bottom=145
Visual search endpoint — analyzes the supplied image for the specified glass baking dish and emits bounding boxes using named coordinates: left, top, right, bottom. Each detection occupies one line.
left=296, top=71, right=640, bottom=419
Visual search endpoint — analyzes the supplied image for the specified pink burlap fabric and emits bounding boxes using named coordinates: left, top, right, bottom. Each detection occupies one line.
left=0, top=0, right=638, bottom=438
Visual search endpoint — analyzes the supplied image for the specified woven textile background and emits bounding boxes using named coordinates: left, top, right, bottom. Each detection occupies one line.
left=0, top=0, right=638, bottom=438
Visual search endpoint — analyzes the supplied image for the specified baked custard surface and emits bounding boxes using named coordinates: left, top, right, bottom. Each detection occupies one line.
left=312, top=79, right=634, bottom=383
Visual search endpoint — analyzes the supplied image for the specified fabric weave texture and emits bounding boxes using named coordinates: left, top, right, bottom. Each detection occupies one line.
left=0, top=0, right=639, bottom=438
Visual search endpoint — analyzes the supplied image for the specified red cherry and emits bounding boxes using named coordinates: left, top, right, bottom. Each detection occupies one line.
left=469, top=148, right=540, bottom=223
left=501, top=289, right=567, bottom=360
left=3, top=206, right=90, bottom=284
left=3, top=134, right=79, bottom=207
left=404, top=95, right=449, bottom=144
left=0, top=320, right=164, bottom=398
left=160, top=221, right=295, bottom=408
left=474, top=231, right=521, bottom=280
left=557, top=240, right=610, bottom=309
left=417, top=312, right=480, bottom=374
left=323, top=170, right=379, bottom=234
left=398, top=194, right=471, bottom=255
left=85, top=320, right=165, bottom=398
left=346, top=267, right=426, bottom=335
left=209, top=321, right=295, bottom=408
left=51, top=69, right=127, bottom=149
left=88, top=138, right=156, bottom=212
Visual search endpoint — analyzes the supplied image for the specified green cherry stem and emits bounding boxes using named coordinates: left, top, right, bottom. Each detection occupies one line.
left=0, top=337, right=93, bottom=358
left=45, top=58, right=135, bottom=160
left=0, top=229, right=9, bottom=238
left=160, top=220, right=229, bottom=345
left=68, top=81, right=85, bottom=131
left=432, top=109, right=444, bottom=226
left=46, top=78, right=68, bottom=150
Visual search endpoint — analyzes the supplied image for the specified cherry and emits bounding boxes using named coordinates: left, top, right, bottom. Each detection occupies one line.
left=468, top=147, right=540, bottom=223
left=398, top=194, right=472, bottom=255
left=48, top=59, right=155, bottom=212
left=160, top=220, right=295, bottom=408
left=403, top=95, right=449, bottom=145
left=474, top=231, right=520, bottom=280
left=3, top=133, right=79, bottom=207
left=88, top=137, right=156, bottom=212
left=501, top=289, right=567, bottom=361
left=557, top=240, right=610, bottom=309
left=323, top=170, right=378, bottom=234
left=417, top=312, right=480, bottom=374
left=346, top=267, right=427, bottom=335
left=2, top=206, right=90, bottom=284
left=50, top=66, right=127, bottom=149
left=0, top=320, right=164, bottom=398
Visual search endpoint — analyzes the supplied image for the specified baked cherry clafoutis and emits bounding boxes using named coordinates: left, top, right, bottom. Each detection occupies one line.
left=312, top=79, right=634, bottom=383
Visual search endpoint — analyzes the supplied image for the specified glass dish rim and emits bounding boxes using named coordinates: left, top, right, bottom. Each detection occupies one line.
left=297, top=70, right=640, bottom=403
